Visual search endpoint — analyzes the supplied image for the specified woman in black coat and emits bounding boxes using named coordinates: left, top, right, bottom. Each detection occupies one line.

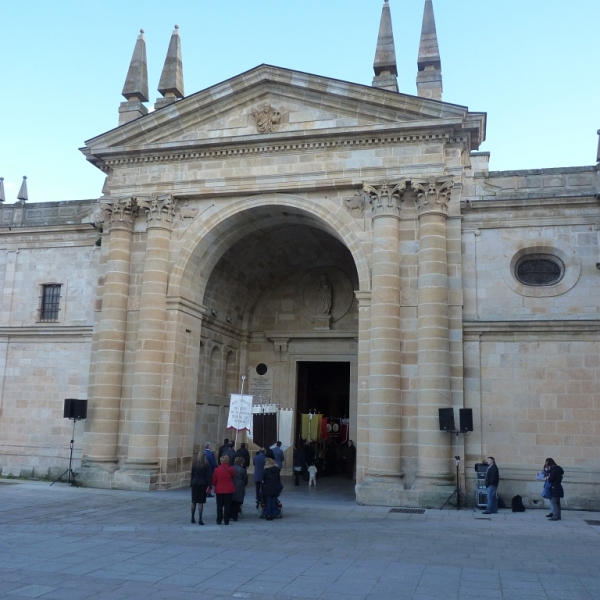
left=262, top=457, right=281, bottom=521
left=231, top=457, right=248, bottom=521
left=190, top=451, right=211, bottom=525
left=545, top=457, right=564, bottom=521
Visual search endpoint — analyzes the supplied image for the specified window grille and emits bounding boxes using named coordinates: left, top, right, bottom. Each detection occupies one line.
left=516, top=255, right=563, bottom=286
left=40, top=284, right=61, bottom=322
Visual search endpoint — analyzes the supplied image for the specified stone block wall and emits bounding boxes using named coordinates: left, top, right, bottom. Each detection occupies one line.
left=0, top=222, right=99, bottom=478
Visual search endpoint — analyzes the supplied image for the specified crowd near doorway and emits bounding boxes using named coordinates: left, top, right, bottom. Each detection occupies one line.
left=295, top=361, right=354, bottom=482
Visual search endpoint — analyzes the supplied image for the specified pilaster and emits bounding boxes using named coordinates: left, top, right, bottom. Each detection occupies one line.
left=413, top=176, right=454, bottom=488
left=81, top=197, right=138, bottom=485
left=356, top=181, right=404, bottom=505
left=117, top=195, right=177, bottom=489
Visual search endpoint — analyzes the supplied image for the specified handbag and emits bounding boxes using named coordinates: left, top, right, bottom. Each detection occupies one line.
left=541, top=479, right=551, bottom=499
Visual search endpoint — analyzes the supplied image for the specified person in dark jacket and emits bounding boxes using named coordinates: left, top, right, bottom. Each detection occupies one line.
left=231, top=457, right=248, bottom=521
left=217, top=438, right=230, bottom=461
left=190, top=451, right=211, bottom=525
left=253, top=448, right=266, bottom=504
left=262, top=457, right=281, bottom=521
left=293, top=445, right=305, bottom=486
left=204, top=442, right=217, bottom=497
left=272, top=441, right=285, bottom=469
left=545, top=457, right=564, bottom=521
left=212, top=455, right=236, bottom=525
left=236, top=443, right=250, bottom=469
left=223, top=441, right=237, bottom=470
left=483, top=456, right=500, bottom=514
left=345, top=440, right=357, bottom=480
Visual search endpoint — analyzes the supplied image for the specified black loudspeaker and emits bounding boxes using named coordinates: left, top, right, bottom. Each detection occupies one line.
left=459, top=408, right=473, bottom=433
left=438, top=408, right=455, bottom=431
left=63, top=399, right=87, bottom=420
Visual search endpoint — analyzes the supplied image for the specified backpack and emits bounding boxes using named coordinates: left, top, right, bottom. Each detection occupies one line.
left=511, top=495, right=525, bottom=512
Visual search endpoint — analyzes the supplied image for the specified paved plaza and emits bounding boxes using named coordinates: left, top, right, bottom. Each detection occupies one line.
left=1, top=477, right=599, bottom=600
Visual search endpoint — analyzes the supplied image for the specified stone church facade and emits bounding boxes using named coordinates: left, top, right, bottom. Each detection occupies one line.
left=1, top=1, right=599, bottom=509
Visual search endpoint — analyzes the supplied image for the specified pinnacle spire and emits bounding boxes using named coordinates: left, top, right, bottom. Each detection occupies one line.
left=372, top=0, right=398, bottom=93
left=17, top=176, right=28, bottom=203
left=119, top=29, right=149, bottom=125
left=155, top=25, right=185, bottom=110
left=0, top=178, right=5, bottom=203
left=416, top=0, right=443, bottom=101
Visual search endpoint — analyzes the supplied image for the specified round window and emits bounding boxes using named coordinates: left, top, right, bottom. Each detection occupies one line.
left=515, top=254, right=564, bottom=286
left=255, top=363, right=268, bottom=376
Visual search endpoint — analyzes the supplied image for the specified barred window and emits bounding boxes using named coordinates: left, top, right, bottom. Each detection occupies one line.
left=516, top=254, right=563, bottom=287
left=40, top=284, right=61, bottom=322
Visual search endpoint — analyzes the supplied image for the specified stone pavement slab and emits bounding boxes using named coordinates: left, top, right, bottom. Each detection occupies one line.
left=0, top=477, right=600, bottom=599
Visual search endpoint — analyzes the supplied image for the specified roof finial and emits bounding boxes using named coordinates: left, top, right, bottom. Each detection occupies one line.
left=416, top=0, right=443, bottom=101
left=17, top=176, right=28, bottom=203
left=0, top=177, right=5, bottom=203
left=119, top=29, right=149, bottom=125
left=372, top=0, right=398, bottom=92
left=155, top=25, right=185, bottom=110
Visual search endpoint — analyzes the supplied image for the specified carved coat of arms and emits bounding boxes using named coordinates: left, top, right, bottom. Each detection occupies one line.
left=251, top=103, right=282, bottom=133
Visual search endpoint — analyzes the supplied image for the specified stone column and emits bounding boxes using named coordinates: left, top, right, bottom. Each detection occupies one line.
left=83, top=197, right=138, bottom=470
left=363, top=181, right=405, bottom=476
left=413, top=176, right=454, bottom=486
left=120, top=195, right=176, bottom=484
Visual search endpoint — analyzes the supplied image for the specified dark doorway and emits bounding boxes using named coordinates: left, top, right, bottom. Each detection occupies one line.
left=296, top=361, right=350, bottom=441
left=296, top=361, right=352, bottom=481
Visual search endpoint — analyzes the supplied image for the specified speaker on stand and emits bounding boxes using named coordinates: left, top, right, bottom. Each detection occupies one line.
left=51, top=399, right=87, bottom=487
left=439, top=408, right=473, bottom=510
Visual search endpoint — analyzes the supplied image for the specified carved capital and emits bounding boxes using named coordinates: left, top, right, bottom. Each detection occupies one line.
left=412, top=176, right=454, bottom=217
left=138, top=194, right=178, bottom=230
left=363, top=179, right=407, bottom=219
left=100, top=196, right=139, bottom=231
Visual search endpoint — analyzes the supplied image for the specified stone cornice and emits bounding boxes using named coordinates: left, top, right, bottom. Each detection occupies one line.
left=0, top=325, right=93, bottom=340
left=464, top=319, right=600, bottom=340
left=85, top=121, right=472, bottom=172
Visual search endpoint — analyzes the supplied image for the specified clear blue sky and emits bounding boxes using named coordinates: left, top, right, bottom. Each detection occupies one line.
left=1, top=0, right=598, bottom=203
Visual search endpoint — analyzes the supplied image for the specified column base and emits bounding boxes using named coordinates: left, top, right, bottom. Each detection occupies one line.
left=112, top=466, right=159, bottom=491
left=79, top=459, right=119, bottom=489
left=356, top=476, right=456, bottom=508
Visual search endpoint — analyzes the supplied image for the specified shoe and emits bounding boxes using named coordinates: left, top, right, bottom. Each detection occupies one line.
left=216, top=520, right=221, bottom=525
left=191, top=518, right=195, bottom=524
left=482, top=511, right=492, bottom=514
left=224, top=521, right=229, bottom=525
left=199, top=521, right=204, bottom=526
left=266, top=516, right=273, bottom=521
left=546, top=513, right=553, bottom=518
left=550, top=517, right=561, bottom=521
left=232, top=518, right=238, bottom=522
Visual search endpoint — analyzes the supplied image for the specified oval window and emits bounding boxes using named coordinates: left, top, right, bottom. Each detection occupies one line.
left=516, top=254, right=563, bottom=286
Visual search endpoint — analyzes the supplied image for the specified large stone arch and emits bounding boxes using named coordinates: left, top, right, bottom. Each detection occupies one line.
left=167, top=193, right=371, bottom=303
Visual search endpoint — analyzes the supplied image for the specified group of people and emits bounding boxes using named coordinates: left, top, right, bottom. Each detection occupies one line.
left=482, top=456, right=565, bottom=520
left=191, top=439, right=284, bottom=524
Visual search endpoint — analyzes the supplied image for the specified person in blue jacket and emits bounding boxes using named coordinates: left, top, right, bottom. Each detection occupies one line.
left=253, top=448, right=266, bottom=505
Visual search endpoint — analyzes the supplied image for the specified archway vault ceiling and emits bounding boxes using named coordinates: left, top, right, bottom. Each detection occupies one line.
left=202, top=215, right=358, bottom=330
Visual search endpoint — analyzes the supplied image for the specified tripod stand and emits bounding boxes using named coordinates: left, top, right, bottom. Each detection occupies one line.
left=440, top=430, right=468, bottom=510
left=51, top=418, right=81, bottom=487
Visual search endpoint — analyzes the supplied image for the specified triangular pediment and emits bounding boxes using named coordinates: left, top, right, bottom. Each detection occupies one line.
left=84, top=65, right=485, bottom=158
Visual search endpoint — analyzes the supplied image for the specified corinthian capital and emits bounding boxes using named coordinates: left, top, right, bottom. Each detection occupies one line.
left=412, top=176, right=454, bottom=216
left=363, top=179, right=407, bottom=219
left=138, top=194, right=178, bottom=230
left=100, top=196, right=139, bottom=231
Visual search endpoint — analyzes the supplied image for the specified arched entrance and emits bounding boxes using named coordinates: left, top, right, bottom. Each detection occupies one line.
left=169, top=195, right=368, bottom=487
